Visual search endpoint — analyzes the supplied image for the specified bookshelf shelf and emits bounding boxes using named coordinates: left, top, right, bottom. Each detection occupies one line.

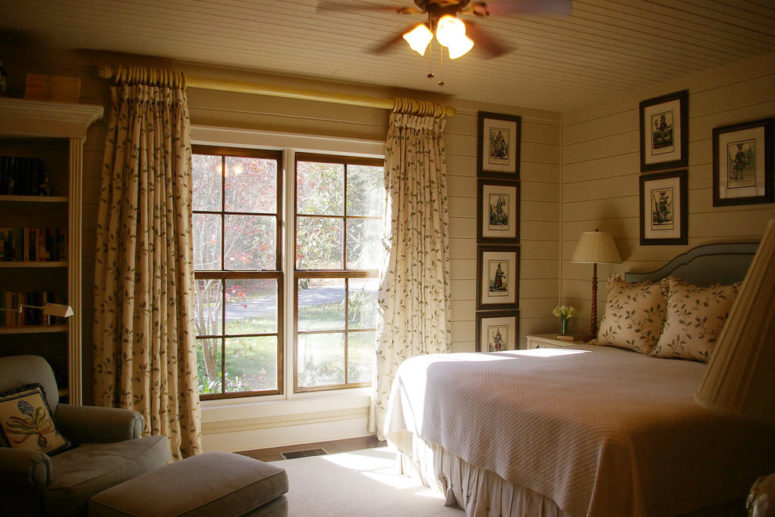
left=0, top=195, right=68, bottom=203
left=0, top=261, right=67, bottom=268
left=0, top=324, right=67, bottom=335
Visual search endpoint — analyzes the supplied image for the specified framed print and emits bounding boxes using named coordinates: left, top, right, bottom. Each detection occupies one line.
left=639, top=170, right=688, bottom=245
left=639, top=90, right=688, bottom=172
left=712, top=118, right=773, bottom=206
left=477, top=246, right=519, bottom=310
left=476, top=310, right=519, bottom=352
left=477, top=180, right=520, bottom=243
left=477, top=111, right=521, bottom=178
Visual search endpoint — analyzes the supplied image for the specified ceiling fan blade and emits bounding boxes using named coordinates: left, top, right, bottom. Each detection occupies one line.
left=316, top=1, right=421, bottom=14
left=370, top=27, right=414, bottom=54
left=465, top=22, right=510, bottom=58
left=469, top=0, right=571, bottom=17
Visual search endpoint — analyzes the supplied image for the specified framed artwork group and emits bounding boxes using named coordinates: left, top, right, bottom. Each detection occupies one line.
left=638, top=90, right=689, bottom=245
left=638, top=90, right=773, bottom=245
left=475, top=112, right=520, bottom=352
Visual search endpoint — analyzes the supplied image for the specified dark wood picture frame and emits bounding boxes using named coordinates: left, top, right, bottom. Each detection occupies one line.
left=639, top=169, right=688, bottom=246
left=712, top=118, right=773, bottom=207
left=477, top=111, right=521, bottom=178
left=475, top=310, right=519, bottom=352
left=639, top=90, right=688, bottom=172
left=477, top=180, right=520, bottom=243
left=477, top=245, right=519, bottom=310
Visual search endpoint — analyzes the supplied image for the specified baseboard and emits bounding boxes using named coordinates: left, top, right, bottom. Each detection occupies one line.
left=202, top=414, right=371, bottom=452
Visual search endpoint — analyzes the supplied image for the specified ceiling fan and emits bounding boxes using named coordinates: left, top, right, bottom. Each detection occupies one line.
left=317, top=0, right=572, bottom=60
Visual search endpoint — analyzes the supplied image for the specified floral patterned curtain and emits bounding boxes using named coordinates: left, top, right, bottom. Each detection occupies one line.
left=373, top=98, right=452, bottom=437
left=93, top=68, right=202, bottom=460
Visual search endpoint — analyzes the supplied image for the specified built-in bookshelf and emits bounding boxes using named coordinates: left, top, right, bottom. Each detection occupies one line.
left=0, top=98, right=103, bottom=405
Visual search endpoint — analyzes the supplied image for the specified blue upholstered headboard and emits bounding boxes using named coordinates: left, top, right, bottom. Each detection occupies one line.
left=624, top=242, right=758, bottom=286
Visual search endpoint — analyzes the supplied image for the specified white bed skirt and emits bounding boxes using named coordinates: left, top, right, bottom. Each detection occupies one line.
left=389, top=430, right=572, bottom=517
left=389, top=430, right=744, bottom=517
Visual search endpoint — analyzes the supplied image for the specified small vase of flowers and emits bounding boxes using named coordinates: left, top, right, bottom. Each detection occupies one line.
left=552, top=305, right=576, bottom=336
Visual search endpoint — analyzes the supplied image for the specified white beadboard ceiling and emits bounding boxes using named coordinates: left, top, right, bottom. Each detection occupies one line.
left=2, top=0, right=775, bottom=112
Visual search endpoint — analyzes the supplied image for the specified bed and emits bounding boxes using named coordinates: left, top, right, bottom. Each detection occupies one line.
left=384, top=242, right=775, bottom=517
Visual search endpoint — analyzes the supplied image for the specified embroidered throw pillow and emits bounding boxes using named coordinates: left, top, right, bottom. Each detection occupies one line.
left=0, top=384, right=70, bottom=455
left=596, top=275, right=668, bottom=354
left=651, top=277, right=741, bottom=362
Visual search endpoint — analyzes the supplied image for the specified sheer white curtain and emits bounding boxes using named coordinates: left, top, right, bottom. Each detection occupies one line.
left=93, top=67, right=202, bottom=460
left=373, top=99, right=453, bottom=437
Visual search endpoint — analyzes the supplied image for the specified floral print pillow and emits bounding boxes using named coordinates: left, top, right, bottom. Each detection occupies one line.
left=0, top=384, right=70, bottom=455
left=596, top=275, right=668, bottom=353
left=651, top=277, right=740, bottom=362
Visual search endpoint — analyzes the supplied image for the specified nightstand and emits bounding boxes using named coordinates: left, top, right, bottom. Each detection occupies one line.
left=525, top=333, right=587, bottom=349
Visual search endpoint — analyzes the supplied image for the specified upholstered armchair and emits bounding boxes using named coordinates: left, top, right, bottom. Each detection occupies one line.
left=0, top=355, right=171, bottom=516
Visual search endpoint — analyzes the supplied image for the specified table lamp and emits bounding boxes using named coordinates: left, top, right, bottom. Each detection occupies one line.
left=0, top=302, right=74, bottom=319
left=571, top=229, right=621, bottom=338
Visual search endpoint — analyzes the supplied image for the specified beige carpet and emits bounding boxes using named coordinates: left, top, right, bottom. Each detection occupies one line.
left=273, top=446, right=463, bottom=516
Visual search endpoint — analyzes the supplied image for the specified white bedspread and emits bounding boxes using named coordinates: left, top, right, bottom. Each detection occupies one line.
left=384, top=346, right=775, bottom=517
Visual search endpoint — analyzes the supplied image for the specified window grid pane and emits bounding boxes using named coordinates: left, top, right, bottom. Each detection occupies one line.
left=193, top=147, right=283, bottom=399
left=294, top=157, right=383, bottom=393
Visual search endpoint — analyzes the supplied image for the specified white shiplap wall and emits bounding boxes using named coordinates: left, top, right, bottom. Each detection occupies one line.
left=561, top=52, right=775, bottom=335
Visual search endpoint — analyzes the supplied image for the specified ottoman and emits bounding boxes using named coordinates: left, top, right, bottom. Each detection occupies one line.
left=88, top=451, right=288, bottom=516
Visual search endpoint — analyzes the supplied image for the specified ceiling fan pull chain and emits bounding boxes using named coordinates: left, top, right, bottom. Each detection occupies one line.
left=427, top=39, right=434, bottom=79
left=438, top=43, right=445, bottom=86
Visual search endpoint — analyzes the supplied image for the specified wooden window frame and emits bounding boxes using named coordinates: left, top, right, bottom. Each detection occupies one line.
left=293, top=153, right=383, bottom=393
left=192, top=145, right=284, bottom=400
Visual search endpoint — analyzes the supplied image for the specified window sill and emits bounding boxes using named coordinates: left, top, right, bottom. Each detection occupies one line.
left=201, top=387, right=371, bottom=424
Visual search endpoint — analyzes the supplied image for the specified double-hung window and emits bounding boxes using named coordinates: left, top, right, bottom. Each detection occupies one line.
left=192, top=146, right=384, bottom=399
left=294, top=153, right=384, bottom=392
left=192, top=146, right=283, bottom=399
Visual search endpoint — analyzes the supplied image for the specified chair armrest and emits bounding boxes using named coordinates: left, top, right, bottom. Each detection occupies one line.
left=55, top=404, right=144, bottom=444
left=0, top=448, right=52, bottom=488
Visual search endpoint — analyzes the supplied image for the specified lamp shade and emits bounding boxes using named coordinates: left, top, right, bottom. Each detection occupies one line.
left=435, top=15, right=466, bottom=48
left=571, top=230, right=622, bottom=264
left=403, top=23, right=433, bottom=56
left=695, top=219, right=775, bottom=423
left=447, top=34, right=474, bottom=59
left=42, top=303, right=74, bottom=318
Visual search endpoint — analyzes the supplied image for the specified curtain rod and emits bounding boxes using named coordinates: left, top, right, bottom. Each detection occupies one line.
left=97, top=65, right=456, bottom=117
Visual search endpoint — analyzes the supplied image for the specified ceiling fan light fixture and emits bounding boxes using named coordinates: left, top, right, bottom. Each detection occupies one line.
left=447, top=33, right=474, bottom=59
left=403, top=23, right=433, bottom=56
left=435, top=14, right=466, bottom=48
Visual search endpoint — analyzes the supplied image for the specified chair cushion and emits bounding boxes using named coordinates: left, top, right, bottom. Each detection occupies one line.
left=89, top=451, right=288, bottom=517
left=46, top=435, right=170, bottom=517
left=0, top=384, right=70, bottom=455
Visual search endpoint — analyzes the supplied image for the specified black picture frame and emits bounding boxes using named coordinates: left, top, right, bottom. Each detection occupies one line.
left=477, top=111, right=521, bottom=178
left=639, top=90, right=689, bottom=172
left=475, top=310, right=519, bottom=352
left=476, top=245, right=519, bottom=310
left=712, top=118, right=773, bottom=206
left=639, top=169, right=688, bottom=245
left=477, top=180, right=520, bottom=243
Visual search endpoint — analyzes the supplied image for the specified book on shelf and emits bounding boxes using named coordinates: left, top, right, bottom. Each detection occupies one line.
left=0, top=227, right=66, bottom=261
left=0, top=156, right=52, bottom=196
left=0, top=291, right=67, bottom=326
